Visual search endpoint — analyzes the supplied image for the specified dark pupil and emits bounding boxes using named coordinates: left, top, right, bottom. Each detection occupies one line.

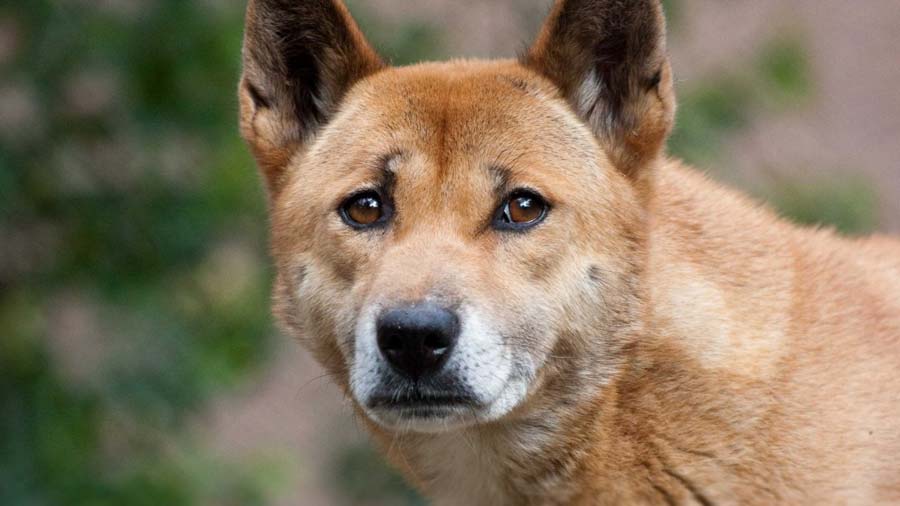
left=348, top=195, right=382, bottom=224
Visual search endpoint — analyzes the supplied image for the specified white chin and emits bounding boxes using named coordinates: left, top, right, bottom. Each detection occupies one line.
left=367, top=406, right=481, bottom=434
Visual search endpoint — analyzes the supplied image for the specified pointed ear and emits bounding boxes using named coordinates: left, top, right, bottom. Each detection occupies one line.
left=524, top=0, right=675, bottom=179
left=239, top=0, right=384, bottom=194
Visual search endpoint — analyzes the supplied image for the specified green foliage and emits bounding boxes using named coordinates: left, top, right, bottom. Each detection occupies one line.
left=767, top=177, right=879, bottom=235
left=667, top=26, right=877, bottom=234
left=661, top=0, right=682, bottom=30
left=1, top=0, right=280, bottom=504
left=669, top=30, right=815, bottom=165
left=333, top=444, right=426, bottom=506
left=756, top=35, right=814, bottom=105
left=669, top=76, right=755, bottom=164
left=348, top=2, right=444, bottom=65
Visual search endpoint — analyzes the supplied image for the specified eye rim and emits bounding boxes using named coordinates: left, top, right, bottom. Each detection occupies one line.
left=493, top=189, right=550, bottom=232
left=339, top=189, right=393, bottom=230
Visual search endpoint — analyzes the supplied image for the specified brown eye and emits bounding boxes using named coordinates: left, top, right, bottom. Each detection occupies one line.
left=341, top=191, right=389, bottom=228
left=495, top=190, right=549, bottom=230
left=509, top=195, right=544, bottom=223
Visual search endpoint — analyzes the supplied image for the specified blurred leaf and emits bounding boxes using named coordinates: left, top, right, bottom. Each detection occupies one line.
left=669, top=76, right=754, bottom=164
left=768, top=176, right=879, bottom=235
left=669, top=30, right=813, bottom=165
left=1, top=0, right=277, bottom=503
left=377, top=22, right=443, bottom=66
left=757, top=35, right=814, bottom=105
left=661, top=0, right=682, bottom=30
left=348, top=1, right=444, bottom=65
left=333, top=444, right=426, bottom=506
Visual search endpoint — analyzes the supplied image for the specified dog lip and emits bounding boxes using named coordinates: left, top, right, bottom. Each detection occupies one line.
left=367, top=392, right=478, bottom=410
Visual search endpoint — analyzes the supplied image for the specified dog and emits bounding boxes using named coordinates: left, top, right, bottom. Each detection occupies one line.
left=237, top=0, right=900, bottom=504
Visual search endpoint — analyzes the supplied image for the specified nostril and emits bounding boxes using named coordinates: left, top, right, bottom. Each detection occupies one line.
left=380, top=331, right=404, bottom=353
left=423, top=332, right=451, bottom=353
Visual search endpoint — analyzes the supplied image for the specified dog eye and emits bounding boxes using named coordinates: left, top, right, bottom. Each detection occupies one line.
left=341, top=191, right=389, bottom=228
left=495, top=190, right=549, bottom=230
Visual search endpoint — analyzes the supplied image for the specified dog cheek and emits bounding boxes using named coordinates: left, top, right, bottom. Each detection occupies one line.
left=271, top=267, right=307, bottom=338
left=523, top=248, right=565, bottom=283
left=274, top=263, right=359, bottom=383
left=491, top=295, right=558, bottom=371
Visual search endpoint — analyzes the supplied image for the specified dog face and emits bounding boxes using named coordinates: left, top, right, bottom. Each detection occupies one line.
left=268, top=64, right=647, bottom=432
left=239, top=0, right=674, bottom=433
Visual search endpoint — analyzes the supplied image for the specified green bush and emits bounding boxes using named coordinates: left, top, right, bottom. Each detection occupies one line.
left=767, top=177, right=879, bottom=235
left=1, top=1, right=278, bottom=504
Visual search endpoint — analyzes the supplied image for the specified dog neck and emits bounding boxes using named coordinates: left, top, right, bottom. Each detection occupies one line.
left=368, top=349, right=739, bottom=506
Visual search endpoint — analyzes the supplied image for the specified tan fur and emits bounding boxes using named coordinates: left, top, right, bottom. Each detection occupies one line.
left=239, top=1, right=900, bottom=504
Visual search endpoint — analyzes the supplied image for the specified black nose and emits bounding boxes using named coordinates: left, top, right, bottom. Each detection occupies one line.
left=377, top=304, right=460, bottom=380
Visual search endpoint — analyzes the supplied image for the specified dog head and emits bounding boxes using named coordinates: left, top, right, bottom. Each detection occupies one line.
left=239, top=0, right=674, bottom=433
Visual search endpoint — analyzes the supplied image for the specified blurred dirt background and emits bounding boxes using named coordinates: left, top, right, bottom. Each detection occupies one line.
left=2, top=1, right=898, bottom=505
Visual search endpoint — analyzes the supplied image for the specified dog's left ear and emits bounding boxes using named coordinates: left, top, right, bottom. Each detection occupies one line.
left=525, top=0, right=675, bottom=179
left=239, top=0, right=384, bottom=195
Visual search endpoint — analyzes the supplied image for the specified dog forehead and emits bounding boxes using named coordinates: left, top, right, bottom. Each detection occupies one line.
left=364, top=60, right=549, bottom=108
left=343, top=61, right=587, bottom=151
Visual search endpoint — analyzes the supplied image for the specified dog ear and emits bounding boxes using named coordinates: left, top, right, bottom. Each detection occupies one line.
left=239, top=0, right=384, bottom=194
left=525, top=0, right=675, bottom=180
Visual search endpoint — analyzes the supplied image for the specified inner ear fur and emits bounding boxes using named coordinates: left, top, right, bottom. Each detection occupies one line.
left=239, top=0, right=383, bottom=194
left=525, top=0, right=676, bottom=180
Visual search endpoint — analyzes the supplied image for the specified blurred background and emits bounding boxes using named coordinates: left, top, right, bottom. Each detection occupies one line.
left=2, top=0, right=898, bottom=504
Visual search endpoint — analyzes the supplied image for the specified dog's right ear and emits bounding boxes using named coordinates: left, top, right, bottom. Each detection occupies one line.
left=525, top=0, right=675, bottom=182
left=239, top=0, right=383, bottom=194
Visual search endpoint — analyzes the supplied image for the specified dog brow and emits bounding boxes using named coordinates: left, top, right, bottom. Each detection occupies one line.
left=487, top=164, right=512, bottom=196
left=375, top=150, right=404, bottom=186
left=378, top=150, right=403, bottom=174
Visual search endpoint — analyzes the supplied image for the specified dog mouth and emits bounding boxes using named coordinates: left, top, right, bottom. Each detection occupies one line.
left=368, top=390, right=479, bottom=411
left=364, top=383, right=484, bottom=424
left=358, top=372, right=531, bottom=432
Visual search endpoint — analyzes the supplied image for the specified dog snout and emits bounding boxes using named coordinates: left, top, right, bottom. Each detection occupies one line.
left=376, top=303, right=460, bottom=380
